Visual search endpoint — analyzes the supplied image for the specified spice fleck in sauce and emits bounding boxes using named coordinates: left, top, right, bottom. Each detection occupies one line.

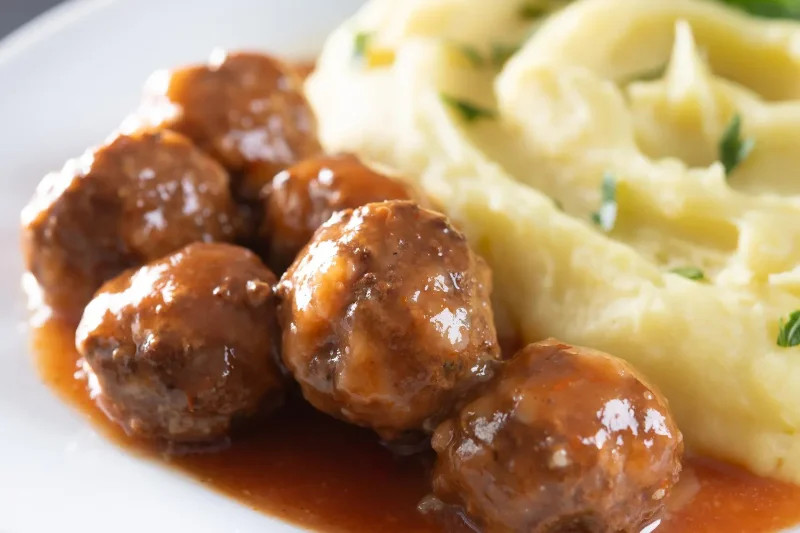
left=33, top=317, right=800, bottom=533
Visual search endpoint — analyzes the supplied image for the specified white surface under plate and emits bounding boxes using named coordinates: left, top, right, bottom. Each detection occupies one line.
left=0, top=1, right=362, bottom=532
left=0, top=1, right=798, bottom=533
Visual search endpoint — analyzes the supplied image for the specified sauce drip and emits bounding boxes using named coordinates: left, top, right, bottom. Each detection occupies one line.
left=33, top=317, right=800, bottom=533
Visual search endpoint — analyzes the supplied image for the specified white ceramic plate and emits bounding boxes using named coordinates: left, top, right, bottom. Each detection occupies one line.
left=1, top=1, right=798, bottom=533
left=0, top=1, right=362, bottom=531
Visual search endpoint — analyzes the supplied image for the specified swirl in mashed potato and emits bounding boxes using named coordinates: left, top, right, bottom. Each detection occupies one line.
left=307, top=0, right=800, bottom=482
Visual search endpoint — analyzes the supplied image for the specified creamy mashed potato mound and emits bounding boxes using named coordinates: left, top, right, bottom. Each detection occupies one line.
left=307, top=0, right=800, bottom=482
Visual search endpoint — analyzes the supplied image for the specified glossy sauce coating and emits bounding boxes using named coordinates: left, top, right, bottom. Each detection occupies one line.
left=76, top=242, right=284, bottom=444
left=430, top=340, right=683, bottom=533
left=21, top=129, right=238, bottom=322
left=277, top=201, right=500, bottom=440
left=134, top=50, right=321, bottom=202
left=261, top=153, right=414, bottom=272
left=32, top=317, right=800, bottom=533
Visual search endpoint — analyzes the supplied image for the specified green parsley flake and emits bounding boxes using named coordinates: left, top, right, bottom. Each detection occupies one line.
left=717, top=0, right=800, bottom=19
left=627, top=63, right=667, bottom=83
left=353, top=32, right=372, bottom=60
left=452, top=42, right=518, bottom=69
left=777, top=310, right=800, bottom=348
left=456, top=43, right=485, bottom=67
left=519, top=3, right=547, bottom=19
left=440, top=94, right=496, bottom=122
left=591, top=173, right=618, bottom=232
left=670, top=266, right=705, bottom=281
left=719, top=113, right=755, bottom=176
left=491, top=43, right=521, bottom=68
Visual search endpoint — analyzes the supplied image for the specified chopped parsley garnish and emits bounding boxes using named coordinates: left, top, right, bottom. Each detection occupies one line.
left=670, top=266, right=705, bottom=281
left=525, top=0, right=800, bottom=21
left=353, top=32, right=372, bottom=60
left=353, top=32, right=395, bottom=68
left=513, top=0, right=800, bottom=23
left=519, top=3, right=547, bottom=19
left=440, top=94, right=496, bottom=122
left=719, top=113, right=755, bottom=176
left=777, top=310, right=800, bottom=348
left=491, top=43, right=520, bottom=67
left=627, top=63, right=667, bottom=83
left=591, top=173, right=618, bottom=232
left=717, top=0, right=800, bottom=19
left=452, top=42, right=518, bottom=69
left=553, top=198, right=564, bottom=211
left=456, top=43, right=485, bottom=67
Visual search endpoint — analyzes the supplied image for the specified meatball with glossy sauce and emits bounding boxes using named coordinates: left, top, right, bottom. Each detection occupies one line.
left=276, top=200, right=500, bottom=441
left=261, top=153, right=414, bottom=272
left=21, top=129, right=238, bottom=321
left=76, top=243, right=285, bottom=445
left=428, top=340, right=683, bottom=533
left=133, top=50, right=321, bottom=201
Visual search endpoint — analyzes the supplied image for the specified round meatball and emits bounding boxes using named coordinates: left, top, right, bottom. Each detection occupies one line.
left=21, top=129, right=238, bottom=322
left=133, top=50, right=321, bottom=202
left=276, top=201, right=500, bottom=441
left=428, top=340, right=683, bottom=533
left=76, top=242, right=285, bottom=444
left=261, top=153, right=414, bottom=272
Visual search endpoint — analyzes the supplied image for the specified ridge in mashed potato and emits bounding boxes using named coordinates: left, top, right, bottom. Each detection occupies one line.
left=307, top=0, right=800, bottom=482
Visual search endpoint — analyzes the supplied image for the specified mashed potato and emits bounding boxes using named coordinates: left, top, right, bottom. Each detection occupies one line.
left=307, top=0, right=800, bottom=483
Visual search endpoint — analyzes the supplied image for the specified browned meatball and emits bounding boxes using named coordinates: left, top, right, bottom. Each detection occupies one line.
left=428, top=340, right=683, bottom=533
left=134, top=50, right=321, bottom=202
left=261, top=153, right=414, bottom=272
left=76, top=242, right=285, bottom=444
left=276, top=201, right=500, bottom=441
left=21, top=129, right=238, bottom=322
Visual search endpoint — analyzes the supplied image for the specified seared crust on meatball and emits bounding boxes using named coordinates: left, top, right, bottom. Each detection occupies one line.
left=76, top=243, right=285, bottom=444
left=21, top=129, right=238, bottom=321
left=429, top=340, right=683, bottom=533
left=276, top=201, right=500, bottom=440
left=261, top=153, right=413, bottom=272
left=134, top=50, right=321, bottom=202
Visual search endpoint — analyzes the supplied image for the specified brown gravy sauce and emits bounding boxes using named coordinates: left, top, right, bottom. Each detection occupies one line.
left=34, top=316, right=800, bottom=533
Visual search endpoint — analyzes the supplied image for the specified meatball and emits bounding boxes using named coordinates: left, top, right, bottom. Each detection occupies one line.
left=428, top=340, right=683, bottom=533
left=276, top=200, right=500, bottom=440
left=76, top=242, right=285, bottom=444
left=133, top=50, right=321, bottom=202
left=21, top=129, right=238, bottom=322
left=261, top=153, right=414, bottom=272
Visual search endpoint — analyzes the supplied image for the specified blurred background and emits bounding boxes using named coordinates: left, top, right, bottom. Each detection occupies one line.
left=1, top=0, right=61, bottom=39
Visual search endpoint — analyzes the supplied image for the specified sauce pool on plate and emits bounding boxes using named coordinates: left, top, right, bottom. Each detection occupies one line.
left=33, top=317, right=800, bottom=533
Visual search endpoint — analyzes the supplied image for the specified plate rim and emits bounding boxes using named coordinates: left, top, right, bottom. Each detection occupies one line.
left=0, top=0, right=116, bottom=68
